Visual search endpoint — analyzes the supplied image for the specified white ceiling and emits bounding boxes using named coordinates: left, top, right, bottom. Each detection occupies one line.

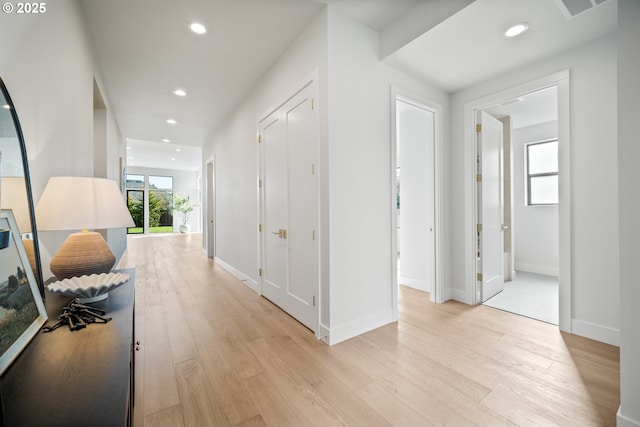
left=484, top=85, right=558, bottom=130
left=79, top=0, right=617, bottom=170
left=127, top=139, right=202, bottom=171
left=385, top=0, right=617, bottom=93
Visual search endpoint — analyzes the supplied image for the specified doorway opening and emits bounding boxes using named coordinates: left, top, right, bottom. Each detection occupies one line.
left=479, top=87, right=559, bottom=324
left=206, top=159, right=215, bottom=258
left=391, top=89, right=443, bottom=316
left=257, top=75, right=319, bottom=335
left=466, top=71, right=570, bottom=330
left=124, top=174, right=174, bottom=234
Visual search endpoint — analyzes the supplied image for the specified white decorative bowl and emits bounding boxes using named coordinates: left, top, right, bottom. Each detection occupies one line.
left=47, top=272, right=131, bottom=303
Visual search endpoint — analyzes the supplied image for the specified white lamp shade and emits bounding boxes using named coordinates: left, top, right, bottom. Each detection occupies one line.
left=0, top=176, right=31, bottom=233
left=36, top=176, right=135, bottom=231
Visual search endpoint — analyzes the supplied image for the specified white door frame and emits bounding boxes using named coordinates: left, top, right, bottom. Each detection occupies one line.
left=391, top=87, right=444, bottom=318
left=257, top=70, right=320, bottom=335
left=463, top=70, right=571, bottom=332
left=206, top=157, right=215, bottom=258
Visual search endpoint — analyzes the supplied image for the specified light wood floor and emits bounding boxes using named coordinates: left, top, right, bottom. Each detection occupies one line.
left=118, top=233, right=620, bottom=427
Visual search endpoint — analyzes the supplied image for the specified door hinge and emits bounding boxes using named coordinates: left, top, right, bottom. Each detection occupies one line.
left=476, top=174, right=482, bottom=182
left=311, top=163, right=315, bottom=175
left=311, top=98, right=315, bottom=110
left=259, top=268, right=263, bottom=277
left=258, top=179, right=263, bottom=188
left=477, top=273, right=483, bottom=282
left=257, top=134, right=262, bottom=143
left=259, top=224, right=262, bottom=232
left=477, top=224, right=482, bottom=232
left=312, top=229, right=315, bottom=240
left=476, top=124, right=482, bottom=133
left=313, top=296, right=316, bottom=306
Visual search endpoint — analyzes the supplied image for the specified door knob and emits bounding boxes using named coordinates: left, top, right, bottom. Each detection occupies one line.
left=271, top=229, right=288, bottom=238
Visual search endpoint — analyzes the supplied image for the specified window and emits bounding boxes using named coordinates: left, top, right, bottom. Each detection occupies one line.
left=149, top=175, right=173, bottom=190
left=526, top=140, right=558, bottom=205
left=125, top=174, right=144, bottom=189
left=148, top=176, right=173, bottom=233
left=126, top=190, right=144, bottom=234
left=125, top=174, right=174, bottom=234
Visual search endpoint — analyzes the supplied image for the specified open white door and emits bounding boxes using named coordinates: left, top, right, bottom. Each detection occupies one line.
left=206, top=160, right=215, bottom=258
left=477, top=110, right=504, bottom=302
left=259, top=81, right=318, bottom=332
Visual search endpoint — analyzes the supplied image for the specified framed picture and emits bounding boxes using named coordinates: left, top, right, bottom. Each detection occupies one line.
left=0, top=209, right=47, bottom=375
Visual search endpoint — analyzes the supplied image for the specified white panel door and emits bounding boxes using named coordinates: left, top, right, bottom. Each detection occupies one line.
left=478, top=110, right=504, bottom=302
left=262, top=114, right=287, bottom=303
left=260, top=82, right=318, bottom=332
left=206, top=160, right=215, bottom=258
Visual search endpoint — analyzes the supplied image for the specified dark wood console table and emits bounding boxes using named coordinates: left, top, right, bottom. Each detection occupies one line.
left=0, top=268, right=136, bottom=427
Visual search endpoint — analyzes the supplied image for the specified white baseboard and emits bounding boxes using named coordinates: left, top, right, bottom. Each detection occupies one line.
left=618, top=407, right=640, bottom=427
left=214, top=257, right=259, bottom=294
left=399, top=276, right=429, bottom=291
left=571, top=318, right=620, bottom=347
left=439, top=287, right=453, bottom=302
left=515, top=262, right=559, bottom=277
left=324, top=308, right=395, bottom=346
left=317, top=324, right=330, bottom=345
left=450, top=288, right=468, bottom=304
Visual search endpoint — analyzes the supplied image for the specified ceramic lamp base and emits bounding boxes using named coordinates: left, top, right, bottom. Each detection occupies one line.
left=50, top=231, right=115, bottom=280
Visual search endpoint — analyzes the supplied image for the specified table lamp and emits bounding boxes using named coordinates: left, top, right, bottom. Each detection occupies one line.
left=35, top=176, right=135, bottom=280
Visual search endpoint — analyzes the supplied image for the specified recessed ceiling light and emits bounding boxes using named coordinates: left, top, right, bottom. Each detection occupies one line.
left=166, top=118, right=177, bottom=125
left=175, top=148, right=181, bottom=152
left=174, top=89, right=186, bottom=97
left=505, top=22, right=529, bottom=38
left=171, top=158, right=176, bottom=161
left=190, top=22, right=206, bottom=35
left=162, top=138, right=171, bottom=143
left=2, top=104, right=10, bottom=109
left=126, top=147, right=131, bottom=150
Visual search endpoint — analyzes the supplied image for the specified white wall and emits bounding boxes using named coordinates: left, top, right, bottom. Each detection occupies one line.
left=208, top=6, right=448, bottom=344
left=0, top=0, right=127, bottom=280
left=512, top=121, right=559, bottom=276
left=617, top=1, right=640, bottom=425
left=326, top=7, right=448, bottom=343
left=209, top=9, right=328, bottom=305
left=397, top=102, right=434, bottom=291
left=450, top=34, right=619, bottom=344
left=127, top=166, right=201, bottom=233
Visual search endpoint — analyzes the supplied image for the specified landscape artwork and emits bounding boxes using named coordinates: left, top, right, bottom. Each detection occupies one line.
left=0, top=210, right=46, bottom=375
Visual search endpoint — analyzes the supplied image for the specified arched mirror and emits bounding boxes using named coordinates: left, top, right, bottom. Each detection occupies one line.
left=0, top=77, right=45, bottom=297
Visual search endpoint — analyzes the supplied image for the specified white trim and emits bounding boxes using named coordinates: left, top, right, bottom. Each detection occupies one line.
left=317, top=324, right=330, bottom=345
left=205, top=155, right=216, bottom=259
left=571, top=319, right=619, bottom=347
left=214, top=256, right=260, bottom=294
left=257, top=69, right=321, bottom=336
left=390, top=87, right=444, bottom=310
left=618, top=407, right=640, bottom=427
left=450, top=288, right=465, bottom=302
left=399, top=276, right=430, bottom=291
left=324, top=308, right=394, bottom=346
left=514, top=263, right=559, bottom=277
left=463, top=70, right=572, bottom=332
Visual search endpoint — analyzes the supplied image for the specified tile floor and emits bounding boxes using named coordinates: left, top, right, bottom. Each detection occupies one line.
left=483, top=271, right=559, bottom=325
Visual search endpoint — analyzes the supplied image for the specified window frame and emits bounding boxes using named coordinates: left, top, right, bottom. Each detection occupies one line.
left=525, top=138, right=559, bottom=206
